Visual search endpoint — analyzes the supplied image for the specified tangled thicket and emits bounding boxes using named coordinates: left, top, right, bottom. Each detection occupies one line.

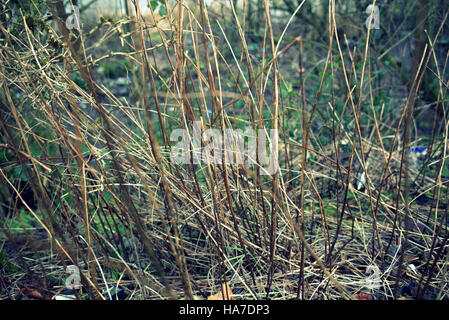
left=1, top=0, right=449, bottom=300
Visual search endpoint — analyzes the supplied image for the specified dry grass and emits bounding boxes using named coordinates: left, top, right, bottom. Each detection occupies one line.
left=0, top=0, right=448, bottom=300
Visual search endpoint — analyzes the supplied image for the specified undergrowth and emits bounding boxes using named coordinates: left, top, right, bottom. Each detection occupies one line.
left=0, top=0, right=449, bottom=300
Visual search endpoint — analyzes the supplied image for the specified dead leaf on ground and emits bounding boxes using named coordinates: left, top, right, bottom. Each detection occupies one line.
left=283, top=279, right=295, bottom=293
left=207, top=282, right=235, bottom=300
left=403, top=255, right=417, bottom=262
left=354, top=292, right=373, bottom=300
left=20, top=286, right=44, bottom=300
left=397, top=296, right=408, bottom=300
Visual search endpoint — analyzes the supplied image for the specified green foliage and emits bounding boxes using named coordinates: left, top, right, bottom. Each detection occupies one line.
left=281, top=80, right=296, bottom=99
left=148, top=0, right=167, bottom=16
left=2, top=208, right=41, bottom=234
left=99, top=58, right=131, bottom=78
left=0, top=248, right=19, bottom=274
left=70, top=71, right=87, bottom=90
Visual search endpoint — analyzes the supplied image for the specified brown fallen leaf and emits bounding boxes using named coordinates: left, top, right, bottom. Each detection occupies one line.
left=207, top=282, right=235, bottom=300
left=397, top=296, right=408, bottom=300
left=403, top=255, right=417, bottom=262
left=354, top=292, right=373, bottom=300
left=283, top=279, right=295, bottom=293
left=20, top=286, right=44, bottom=300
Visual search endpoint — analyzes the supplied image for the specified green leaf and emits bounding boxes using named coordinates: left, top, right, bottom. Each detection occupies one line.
left=159, top=5, right=167, bottom=16
left=149, top=0, right=158, bottom=10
